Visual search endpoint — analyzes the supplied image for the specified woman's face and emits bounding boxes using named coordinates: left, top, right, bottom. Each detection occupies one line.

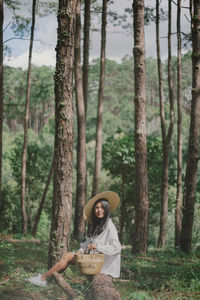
left=94, top=201, right=105, bottom=219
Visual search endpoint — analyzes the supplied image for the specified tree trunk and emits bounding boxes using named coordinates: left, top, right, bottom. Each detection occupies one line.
left=92, top=0, right=108, bottom=197
left=119, top=174, right=125, bottom=244
left=83, top=0, right=91, bottom=116
left=0, top=0, right=3, bottom=216
left=180, top=0, right=200, bottom=253
left=175, top=0, right=183, bottom=248
left=156, top=0, right=166, bottom=246
left=32, top=157, right=54, bottom=236
left=156, top=0, right=175, bottom=248
left=52, top=272, right=77, bottom=299
left=21, top=0, right=36, bottom=235
left=42, top=101, right=49, bottom=127
left=48, top=0, right=76, bottom=268
left=74, top=0, right=87, bottom=241
left=132, top=0, right=149, bottom=255
left=89, top=274, right=121, bottom=300
left=34, top=103, right=39, bottom=134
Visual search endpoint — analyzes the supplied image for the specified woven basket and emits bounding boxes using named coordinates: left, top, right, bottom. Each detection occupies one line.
left=75, top=253, right=104, bottom=275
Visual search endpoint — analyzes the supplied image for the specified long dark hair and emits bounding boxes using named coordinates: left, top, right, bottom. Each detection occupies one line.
left=89, top=199, right=110, bottom=236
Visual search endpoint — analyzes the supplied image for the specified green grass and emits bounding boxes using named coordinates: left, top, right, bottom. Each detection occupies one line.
left=117, top=247, right=200, bottom=299
left=0, top=236, right=200, bottom=299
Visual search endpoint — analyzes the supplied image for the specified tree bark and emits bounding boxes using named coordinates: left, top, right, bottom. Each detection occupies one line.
left=83, top=0, right=91, bottom=116
left=157, top=0, right=175, bottom=248
left=92, top=0, right=108, bottom=197
left=52, top=272, right=77, bottom=299
left=21, top=0, right=36, bottom=235
left=180, top=0, right=200, bottom=253
left=48, top=0, right=76, bottom=268
left=132, top=0, right=149, bottom=255
left=74, top=0, right=87, bottom=241
left=32, top=157, right=54, bottom=236
left=156, top=0, right=166, bottom=247
left=119, top=173, right=125, bottom=244
left=89, top=273, right=121, bottom=300
left=0, top=0, right=3, bottom=217
left=175, top=0, right=183, bottom=248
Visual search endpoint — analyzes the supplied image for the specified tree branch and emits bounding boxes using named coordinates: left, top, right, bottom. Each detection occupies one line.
left=3, top=22, right=11, bottom=33
left=171, top=0, right=189, bottom=9
left=51, top=272, right=78, bottom=299
left=3, top=37, right=41, bottom=44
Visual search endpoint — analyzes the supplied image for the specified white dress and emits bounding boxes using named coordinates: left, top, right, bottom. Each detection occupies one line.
left=80, top=218, right=121, bottom=278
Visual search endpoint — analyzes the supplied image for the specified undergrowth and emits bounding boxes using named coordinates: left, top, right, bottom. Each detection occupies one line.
left=0, top=235, right=200, bottom=299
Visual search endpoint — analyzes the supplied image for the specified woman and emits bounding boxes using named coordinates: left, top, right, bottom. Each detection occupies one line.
left=27, top=191, right=121, bottom=286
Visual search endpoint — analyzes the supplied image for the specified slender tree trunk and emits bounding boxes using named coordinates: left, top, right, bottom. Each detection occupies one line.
left=48, top=0, right=76, bottom=268
left=132, top=0, right=149, bottom=255
left=180, top=0, right=200, bottom=253
left=21, top=0, right=36, bottom=235
left=74, top=0, right=87, bottom=241
left=83, top=0, right=91, bottom=116
left=119, top=173, right=125, bottom=244
left=190, top=0, right=194, bottom=23
left=92, top=0, right=108, bottom=197
left=32, top=158, right=54, bottom=236
left=0, top=0, right=3, bottom=216
left=156, top=0, right=175, bottom=248
left=156, top=0, right=167, bottom=247
left=167, top=0, right=175, bottom=145
left=42, top=102, right=49, bottom=127
left=175, top=0, right=183, bottom=248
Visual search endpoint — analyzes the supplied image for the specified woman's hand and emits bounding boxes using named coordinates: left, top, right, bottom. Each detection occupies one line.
left=76, top=249, right=82, bottom=254
left=87, top=244, right=97, bottom=250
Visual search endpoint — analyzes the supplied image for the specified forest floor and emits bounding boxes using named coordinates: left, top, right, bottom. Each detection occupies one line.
left=0, top=234, right=200, bottom=300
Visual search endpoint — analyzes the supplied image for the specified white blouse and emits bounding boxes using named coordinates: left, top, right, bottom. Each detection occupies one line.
left=79, top=218, right=121, bottom=278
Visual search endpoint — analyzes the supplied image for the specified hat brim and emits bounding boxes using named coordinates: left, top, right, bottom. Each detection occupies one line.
left=83, top=191, right=120, bottom=223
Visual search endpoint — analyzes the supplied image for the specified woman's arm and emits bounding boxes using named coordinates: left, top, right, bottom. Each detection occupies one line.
left=96, top=238, right=121, bottom=255
left=94, top=220, right=121, bottom=255
left=79, top=236, right=91, bottom=253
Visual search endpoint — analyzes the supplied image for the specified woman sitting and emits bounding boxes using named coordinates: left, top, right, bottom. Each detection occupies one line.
left=27, top=191, right=121, bottom=286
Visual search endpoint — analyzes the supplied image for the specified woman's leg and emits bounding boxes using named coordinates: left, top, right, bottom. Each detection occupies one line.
left=42, top=252, right=75, bottom=280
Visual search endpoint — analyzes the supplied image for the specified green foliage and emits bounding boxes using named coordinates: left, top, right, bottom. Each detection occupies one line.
left=1, top=128, right=54, bottom=234
left=2, top=50, right=200, bottom=251
left=103, top=130, right=135, bottom=176
left=86, top=57, right=134, bottom=142
left=3, top=66, right=26, bottom=125
left=102, top=131, right=163, bottom=244
left=116, top=247, right=200, bottom=299
left=10, top=15, right=31, bottom=37
left=3, top=65, right=55, bottom=133
left=5, top=0, right=21, bottom=10
left=128, top=292, right=153, bottom=300
left=4, top=0, right=57, bottom=48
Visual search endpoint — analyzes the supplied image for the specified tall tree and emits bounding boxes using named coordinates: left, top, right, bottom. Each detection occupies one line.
left=0, top=0, right=3, bottom=216
left=74, top=0, right=87, bottom=241
left=180, top=0, right=200, bottom=253
left=132, top=0, right=149, bottom=255
left=175, top=0, right=183, bottom=248
left=157, top=0, right=175, bottom=248
left=48, top=0, right=76, bottom=267
left=92, top=0, right=108, bottom=196
left=32, top=157, right=54, bottom=237
left=21, top=0, right=37, bottom=235
left=83, top=0, right=91, bottom=116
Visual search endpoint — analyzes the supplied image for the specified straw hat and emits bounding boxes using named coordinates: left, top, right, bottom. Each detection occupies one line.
left=83, top=191, right=120, bottom=223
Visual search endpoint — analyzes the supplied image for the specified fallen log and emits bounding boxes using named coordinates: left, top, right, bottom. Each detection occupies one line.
left=52, top=272, right=77, bottom=299
left=89, top=273, right=121, bottom=300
